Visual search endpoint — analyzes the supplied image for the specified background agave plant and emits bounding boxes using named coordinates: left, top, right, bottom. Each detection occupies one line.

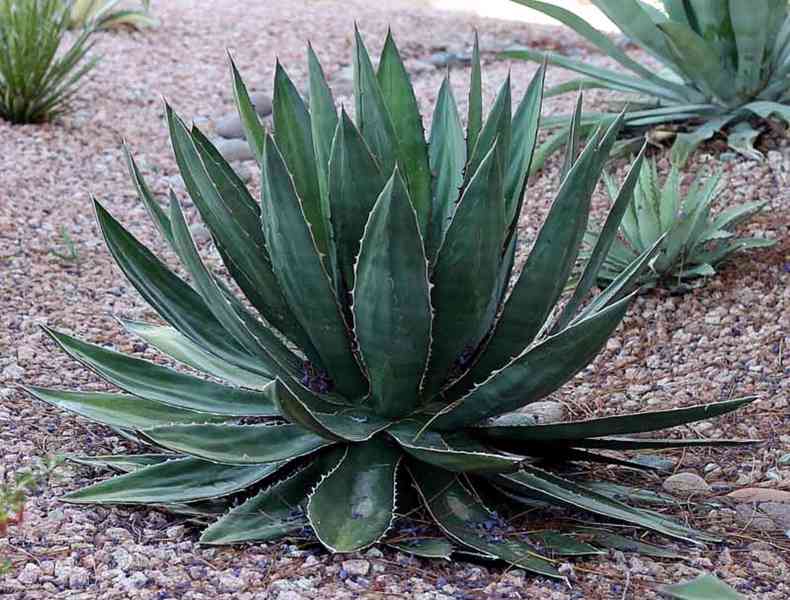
left=0, top=0, right=97, bottom=124
left=69, top=0, right=156, bottom=31
left=27, top=30, right=756, bottom=573
left=507, top=0, right=790, bottom=167
left=586, top=159, right=775, bottom=291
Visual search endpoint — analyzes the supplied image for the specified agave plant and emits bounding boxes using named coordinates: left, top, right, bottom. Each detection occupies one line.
left=507, top=0, right=790, bottom=166
left=26, top=30, right=755, bottom=572
left=586, top=159, right=775, bottom=291
left=0, top=0, right=97, bottom=123
left=69, top=0, right=156, bottom=31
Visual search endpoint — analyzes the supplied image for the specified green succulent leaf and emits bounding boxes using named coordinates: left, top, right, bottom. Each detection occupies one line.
left=93, top=200, right=267, bottom=379
left=201, top=449, right=343, bottom=545
left=25, top=387, right=231, bottom=430
left=528, top=531, right=603, bottom=556
left=412, top=466, right=561, bottom=577
left=307, top=43, right=339, bottom=219
left=467, top=32, right=483, bottom=157
left=64, top=457, right=283, bottom=504
left=273, top=62, right=330, bottom=259
left=660, top=573, right=746, bottom=600
left=387, top=538, right=455, bottom=559
left=42, top=327, right=278, bottom=417
left=167, top=193, right=304, bottom=378
left=328, top=109, right=388, bottom=291
left=478, top=397, right=755, bottom=443
left=424, top=140, right=505, bottom=396
left=586, top=530, right=682, bottom=558
left=140, top=423, right=332, bottom=465
left=496, top=467, right=716, bottom=544
left=353, top=26, right=398, bottom=178
left=377, top=30, right=432, bottom=236
left=120, top=319, right=273, bottom=390
left=273, top=379, right=391, bottom=442
left=68, top=454, right=177, bottom=473
left=434, top=295, right=632, bottom=430
left=229, top=57, right=266, bottom=162
left=353, top=169, right=432, bottom=417
left=308, top=438, right=401, bottom=553
left=261, top=135, right=367, bottom=398
left=427, top=75, right=466, bottom=261
left=387, top=421, right=523, bottom=473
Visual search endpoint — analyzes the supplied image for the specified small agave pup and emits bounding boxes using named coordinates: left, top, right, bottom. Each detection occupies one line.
left=586, top=160, right=775, bottom=291
left=27, top=30, right=756, bottom=573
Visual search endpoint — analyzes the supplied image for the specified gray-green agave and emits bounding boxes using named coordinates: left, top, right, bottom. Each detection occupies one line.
left=507, top=0, right=790, bottom=167
left=27, top=30, right=755, bottom=573
left=587, top=159, right=775, bottom=291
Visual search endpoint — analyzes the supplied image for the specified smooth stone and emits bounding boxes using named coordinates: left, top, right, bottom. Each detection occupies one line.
left=662, top=472, right=711, bottom=496
left=519, top=400, right=564, bottom=424
left=214, top=138, right=254, bottom=162
left=726, top=488, right=790, bottom=504
left=249, top=91, right=273, bottom=116
left=341, top=559, right=370, bottom=577
left=215, top=112, right=245, bottom=139
left=189, top=223, right=211, bottom=244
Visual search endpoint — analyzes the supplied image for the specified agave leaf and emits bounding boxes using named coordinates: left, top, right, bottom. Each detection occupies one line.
left=585, top=530, right=683, bottom=558
left=479, top=397, right=755, bottom=443
left=168, top=110, right=318, bottom=360
left=64, top=457, right=282, bottom=504
left=272, top=62, right=329, bottom=259
left=581, top=480, right=677, bottom=506
left=504, top=65, right=545, bottom=231
left=387, top=421, right=523, bottom=473
left=510, top=0, right=693, bottom=99
left=556, top=144, right=647, bottom=331
left=568, top=437, right=755, bottom=451
left=353, top=26, right=398, bottom=177
left=411, top=466, right=561, bottom=577
left=529, top=531, right=603, bottom=556
left=661, top=573, right=746, bottom=600
left=141, top=423, right=332, bottom=465
left=42, top=327, right=279, bottom=417
left=729, top=2, right=772, bottom=97
left=434, top=295, right=632, bottom=430
left=261, top=135, right=367, bottom=399
left=308, top=438, right=401, bottom=553
left=68, top=454, right=177, bottom=473
left=456, top=127, right=607, bottom=390
left=377, top=31, right=432, bottom=236
left=229, top=58, right=266, bottom=162
left=465, top=75, right=511, bottom=188
left=307, top=43, right=339, bottom=218
left=726, top=122, right=763, bottom=160
left=353, top=169, right=432, bottom=417
left=387, top=538, right=455, bottom=559
left=497, top=466, right=716, bottom=543
left=467, top=32, right=482, bottom=157
left=423, top=141, right=505, bottom=396
left=124, top=146, right=176, bottom=248
left=120, top=319, right=273, bottom=389
left=25, top=387, right=232, bottom=430
left=93, top=200, right=268, bottom=378
left=328, top=110, right=388, bottom=290
left=591, top=0, right=677, bottom=66
left=201, top=449, right=343, bottom=545
left=273, top=379, right=391, bottom=442
left=575, top=234, right=665, bottom=322
left=560, top=94, right=584, bottom=182
left=503, top=48, right=687, bottom=103
left=167, top=194, right=304, bottom=378
left=427, top=75, right=466, bottom=261
left=670, top=114, right=735, bottom=167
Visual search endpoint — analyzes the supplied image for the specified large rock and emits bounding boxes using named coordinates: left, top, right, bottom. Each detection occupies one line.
left=214, top=137, right=254, bottom=162
left=662, top=472, right=711, bottom=496
left=726, top=488, right=790, bottom=504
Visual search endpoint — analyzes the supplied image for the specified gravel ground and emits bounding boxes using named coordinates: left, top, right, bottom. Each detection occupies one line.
left=1, top=1, right=789, bottom=598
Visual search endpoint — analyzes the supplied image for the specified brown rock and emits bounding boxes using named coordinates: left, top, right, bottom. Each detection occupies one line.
left=726, top=488, right=790, bottom=503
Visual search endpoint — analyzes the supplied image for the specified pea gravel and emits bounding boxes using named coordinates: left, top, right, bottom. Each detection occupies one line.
left=1, top=1, right=789, bottom=598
